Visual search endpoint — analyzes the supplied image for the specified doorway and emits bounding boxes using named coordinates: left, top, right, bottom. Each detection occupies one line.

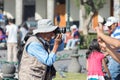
left=54, top=0, right=66, bottom=27
left=23, top=5, right=35, bottom=22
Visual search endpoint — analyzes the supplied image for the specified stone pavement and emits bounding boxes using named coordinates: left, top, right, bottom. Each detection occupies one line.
left=0, top=49, right=7, bottom=79
left=0, top=49, right=7, bottom=61
left=0, top=48, right=87, bottom=79
left=54, top=49, right=87, bottom=73
left=0, top=48, right=87, bottom=71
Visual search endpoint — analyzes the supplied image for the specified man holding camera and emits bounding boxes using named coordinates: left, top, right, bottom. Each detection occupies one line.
left=104, top=16, right=120, bottom=80
left=18, top=19, right=64, bottom=80
left=97, top=16, right=120, bottom=80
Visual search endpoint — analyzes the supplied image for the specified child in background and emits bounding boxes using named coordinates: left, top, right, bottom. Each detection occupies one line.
left=86, top=39, right=111, bottom=80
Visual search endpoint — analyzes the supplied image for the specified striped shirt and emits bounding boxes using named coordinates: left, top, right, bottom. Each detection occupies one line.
left=108, top=26, right=120, bottom=79
left=111, top=26, right=120, bottom=39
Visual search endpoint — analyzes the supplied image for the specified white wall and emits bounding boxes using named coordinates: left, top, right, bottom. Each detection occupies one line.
left=70, top=0, right=79, bottom=21
left=98, top=0, right=111, bottom=20
left=4, top=0, right=15, bottom=19
left=35, top=0, right=47, bottom=20
left=16, top=0, right=23, bottom=25
left=114, top=0, right=120, bottom=21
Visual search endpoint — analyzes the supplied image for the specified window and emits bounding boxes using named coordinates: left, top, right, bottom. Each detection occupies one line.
left=0, top=0, right=3, bottom=11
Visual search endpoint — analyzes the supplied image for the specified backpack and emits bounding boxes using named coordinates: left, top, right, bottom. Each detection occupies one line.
left=17, top=32, right=33, bottom=64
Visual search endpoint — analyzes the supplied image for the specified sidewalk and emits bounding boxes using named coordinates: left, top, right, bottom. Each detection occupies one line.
left=0, top=49, right=87, bottom=79
left=0, top=49, right=7, bottom=61
left=54, top=49, right=87, bottom=72
left=0, top=49, right=87, bottom=70
left=0, top=49, right=87, bottom=71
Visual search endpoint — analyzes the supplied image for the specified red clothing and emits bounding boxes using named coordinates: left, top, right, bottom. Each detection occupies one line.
left=64, top=32, right=72, bottom=44
left=87, top=51, right=105, bottom=76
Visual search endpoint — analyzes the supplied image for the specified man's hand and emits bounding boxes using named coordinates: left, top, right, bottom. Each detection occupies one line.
left=98, top=39, right=106, bottom=52
left=54, top=34, right=62, bottom=45
left=52, top=34, right=62, bottom=53
left=95, top=26, right=105, bottom=41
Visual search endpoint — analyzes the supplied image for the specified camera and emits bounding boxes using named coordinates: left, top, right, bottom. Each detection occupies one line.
left=53, top=27, right=66, bottom=35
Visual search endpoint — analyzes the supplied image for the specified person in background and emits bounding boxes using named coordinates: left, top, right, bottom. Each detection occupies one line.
left=18, top=19, right=63, bottom=80
left=0, top=10, right=4, bottom=22
left=19, top=22, right=29, bottom=44
left=17, top=23, right=28, bottom=63
left=86, top=39, right=111, bottom=80
left=56, top=13, right=60, bottom=26
left=4, top=15, right=8, bottom=25
left=64, top=31, right=72, bottom=46
left=64, top=25, right=80, bottom=50
left=6, top=19, right=18, bottom=62
left=0, top=27, right=6, bottom=42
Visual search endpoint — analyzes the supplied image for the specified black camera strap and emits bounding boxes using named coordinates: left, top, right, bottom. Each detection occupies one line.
left=35, top=35, right=56, bottom=80
left=35, top=35, right=50, bottom=52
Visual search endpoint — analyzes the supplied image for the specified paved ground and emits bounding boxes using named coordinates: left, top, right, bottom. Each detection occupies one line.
left=54, top=49, right=87, bottom=73
left=0, top=48, right=87, bottom=71
left=0, top=49, right=7, bottom=61
left=0, top=48, right=87, bottom=79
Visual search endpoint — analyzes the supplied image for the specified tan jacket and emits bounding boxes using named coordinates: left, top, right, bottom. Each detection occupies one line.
left=18, top=36, right=48, bottom=80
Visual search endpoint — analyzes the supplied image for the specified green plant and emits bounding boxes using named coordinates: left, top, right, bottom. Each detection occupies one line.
left=84, top=4, right=92, bottom=16
left=84, top=0, right=106, bottom=16
left=79, top=33, right=97, bottom=49
left=79, top=35, right=87, bottom=49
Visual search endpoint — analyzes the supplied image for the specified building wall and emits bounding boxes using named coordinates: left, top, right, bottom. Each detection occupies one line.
left=35, top=0, right=47, bottom=20
left=54, top=4, right=66, bottom=27
left=98, top=0, right=111, bottom=19
left=4, top=0, right=15, bottom=19
left=114, top=0, right=120, bottom=21
left=92, top=0, right=111, bottom=29
left=69, top=0, right=79, bottom=27
left=54, top=0, right=80, bottom=27
left=70, top=0, right=79, bottom=21
left=3, top=0, right=114, bottom=27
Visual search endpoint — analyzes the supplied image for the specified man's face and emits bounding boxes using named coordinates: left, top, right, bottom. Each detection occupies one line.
left=108, top=23, right=116, bottom=33
left=44, top=32, right=55, bottom=41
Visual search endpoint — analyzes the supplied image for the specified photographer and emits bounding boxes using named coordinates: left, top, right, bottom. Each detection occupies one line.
left=18, top=19, right=64, bottom=80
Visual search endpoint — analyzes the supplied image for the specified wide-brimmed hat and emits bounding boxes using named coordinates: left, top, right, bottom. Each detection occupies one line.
left=104, top=16, right=118, bottom=27
left=33, top=19, right=58, bottom=35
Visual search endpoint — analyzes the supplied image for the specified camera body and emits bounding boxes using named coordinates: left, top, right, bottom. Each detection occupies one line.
left=53, top=27, right=66, bottom=35
left=51, top=27, right=65, bottom=51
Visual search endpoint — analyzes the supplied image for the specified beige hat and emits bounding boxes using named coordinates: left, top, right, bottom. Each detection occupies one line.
left=33, top=19, right=58, bottom=35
